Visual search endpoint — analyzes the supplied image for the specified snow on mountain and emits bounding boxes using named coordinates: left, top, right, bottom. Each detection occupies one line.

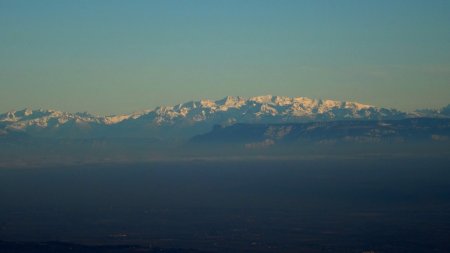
left=124, top=95, right=406, bottom=127
left=0, top=95, right=437, bottom=139
left=0, top=109, right=99, bottom=130
left=102, top=110, right=151, bottom=125
left=0, top=108, right=152, bottom=130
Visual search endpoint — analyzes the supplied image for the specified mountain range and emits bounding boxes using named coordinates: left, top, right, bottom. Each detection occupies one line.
left=2, top=95, right=448, bottom=140
left=1, top=95, right=449, bottom=166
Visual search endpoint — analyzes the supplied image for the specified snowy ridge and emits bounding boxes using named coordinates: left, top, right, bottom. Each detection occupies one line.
left=0, top=109, right=100, bottom=130
left=0, top=95, right=448, bottom=138
left=133, top=95, right=405, bottom=126
left=0, top=108, right=150, bottom=129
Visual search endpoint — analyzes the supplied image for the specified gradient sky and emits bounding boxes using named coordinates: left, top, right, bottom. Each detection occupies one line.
left=1, top=0, right=450, bottom=115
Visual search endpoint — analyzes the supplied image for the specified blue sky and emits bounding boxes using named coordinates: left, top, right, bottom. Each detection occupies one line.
left=1, top=0, right=450, bottom=115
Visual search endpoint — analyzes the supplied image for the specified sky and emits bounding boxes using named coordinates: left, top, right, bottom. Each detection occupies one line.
left=1, top=0, right=450, bottom=115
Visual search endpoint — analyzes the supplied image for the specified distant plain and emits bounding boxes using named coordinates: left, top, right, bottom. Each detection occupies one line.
left=1, top=158, right=450, bottom=252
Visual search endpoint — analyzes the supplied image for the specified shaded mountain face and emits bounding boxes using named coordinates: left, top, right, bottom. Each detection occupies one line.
left=443, top=105, right=450, bottom=116
left=190, top=118, right=450, bottom=148
left=0, top=95, right=411, bottom=139
left=413, top=104, right=450, bottom=118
